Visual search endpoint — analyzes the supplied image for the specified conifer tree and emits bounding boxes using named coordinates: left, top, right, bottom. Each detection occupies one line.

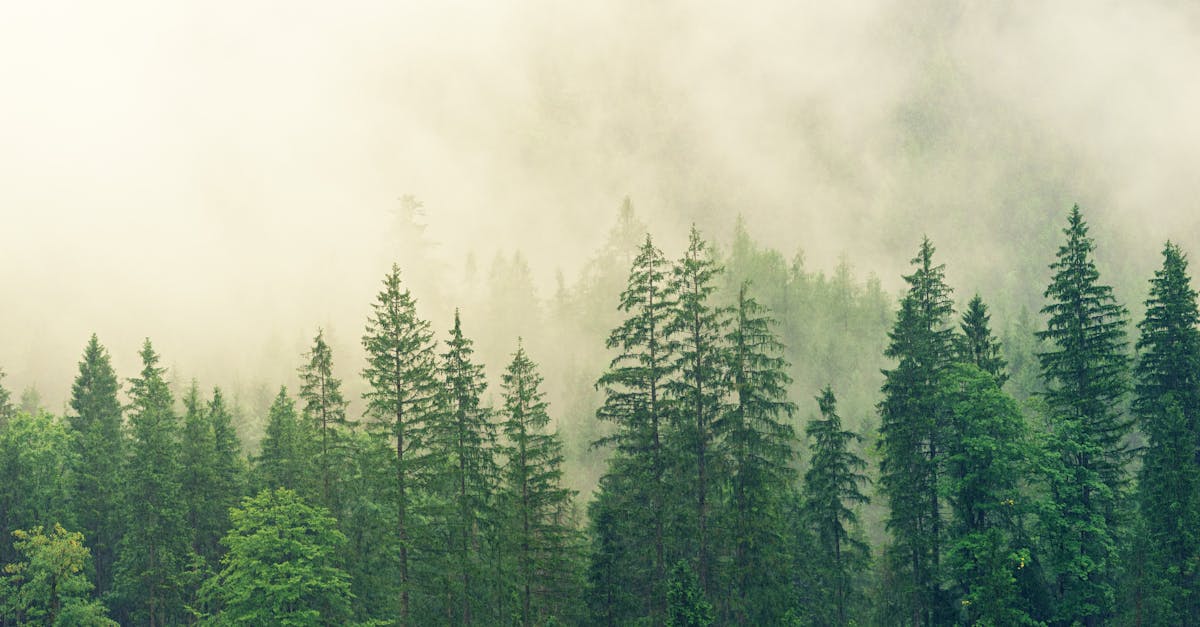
left=665, top=560, right=714, bottom=627
left=113, top=339, right=193, bottom=627
left=498, top=343, right=581, bottom=626
left=1037, top=205, right=1131, bottom=625
left=666, top=226, right=729, bottom=594
left=804, top=386, right=869, bottom=626
left=66, top=334, right=124, bottom=597
left=299, top=329, right=351, bottom=515
left=257, top=386, right=308, bottom=494
left=181, top=381, right=219, bottom=563
left=0, top=367, right=12, bottom=425
left=717, top=283, right=797, bottom=624
left=959, top=295, right=1008, bottom=385
left=590, top=234, right=676, bottom=621
left=1133, top=241, right=1200, bottom=624
left=361, top=264, right=439, bottom=625
left=877, top=237, right=957, bottom=625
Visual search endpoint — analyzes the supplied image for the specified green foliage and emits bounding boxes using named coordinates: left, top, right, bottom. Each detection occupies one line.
left=1036, top=205, right=1131, bottom=625
left=0, top=524, right=116, bottom=626
left=666, top=560, right=713, bottom=627
left=200, top=488, right=352, bottom=626
left=0, top=368, right=13, bottom=426
left=257, top=386, right=310, bottom=494
left=299, top=329, right=352, bottom=516
left=959, top=295, right=1008, bottom=386
left=0, top=412, right=76, bottom=567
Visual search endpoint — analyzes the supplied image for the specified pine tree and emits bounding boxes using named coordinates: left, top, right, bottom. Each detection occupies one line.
left=665, top=560, right=714, bottom=627
left=497, top=343, right=581, bottom=626
left=361, top=263, right=439, bottom=625
left=804, top=386, right=870, bottom=626
left=590, top=234, right=676, bottom=622
left=877, top=237, right=957, bottom=625
left=959, top=295, right=1008, bottom=386
left=1132, top=241, right=1200, bottom=624
left=429, top=310, right=497, bottom=624
left=1037, top=205, right=1131, bottom=625
left=257, top=386, right=308, bottom=493
left=181, top=381, right=219, bottom=564
left=0, top=367, right=12, bottom=425
left=113, top=339, right=193, bottom=627
left=65, top=334, right=124, bottom=597
left=665, top=226, right=729, bottom=595
left=298, top=329, right=351, bottom=516
left=717, top=283, right=797, bottom=624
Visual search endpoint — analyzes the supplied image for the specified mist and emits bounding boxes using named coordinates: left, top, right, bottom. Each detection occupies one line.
left=3, top=0, right=1199, bottom=414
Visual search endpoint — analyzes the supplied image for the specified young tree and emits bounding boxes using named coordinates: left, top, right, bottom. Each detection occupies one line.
left=0, top=524, right=116, bottom=626
left=298, top=329, right=352, bottom=516
left=877, top=237, right=957, bottom=625
left=958, top=295, right=1008, bottom=386
left=256, top=387, right=309, bottom=494
left=113, top=340, right=193, bottom=627
left=498, top=344, right=582, bottom=626
left=200, top=488, right=352, bottom=626
left=717, top=283, right=797, bottom=624
left=665, top=560, right=714, bottom=627
left=361, top=264, right=439, bottom=625
left=1132, top=241, right=1200, bottom=624
left=665, top=226, right=729, bottom=596
left=590, top=234, right=676, bottom=621
left=1037, top=205, right=1131, bottom=625
left=65, top=334, right=124, bottom=597
left=804, top=387, right=869, bottom=626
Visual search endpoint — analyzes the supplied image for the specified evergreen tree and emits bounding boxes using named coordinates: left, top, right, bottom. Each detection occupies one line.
left=361, top=263, right=439, bottom=625
left=876, top=237, right=957, bottom=625
left=716, top=283, right=797, bottom=624
left=0, top=367, right=12, bottom=426
left=803, top=386, right=869, bottom=626
left=0, top=412, right=76, bottom=567
left=113, top=339, right=193, bottom=627
left=0, top=524, right=117, bottom=626
left=1037, top=205, right=1131, bottom=625
left=256, top=386, right=308, bottom=493
left=200, top=488, right=352, bottom=626
left=65, top=335, right=124, bottom=597
left=429, top=310, right=497, bottom=624
left=298, top=329, right=351, bottom=516
left=665, top=226, right=728, bottom=595
left=207, top=388, right=244, bottom=548
left=1132, top=241, right=1200, bottom=624
left=590, top=234, right=676, bottom=622
left=181, top=382, right=219, bottom=565
left=959, top=295, right=1008, bottom=385
left=498, top=344, right=582, bottom=626
left=665, top=560, right=714, bottom=627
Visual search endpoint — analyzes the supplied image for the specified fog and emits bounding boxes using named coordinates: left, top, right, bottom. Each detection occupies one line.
left=3, top=0, right=1199, bottom=418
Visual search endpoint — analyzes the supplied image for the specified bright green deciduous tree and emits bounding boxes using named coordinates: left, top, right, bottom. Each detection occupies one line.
left=0, top=524, right=116, bottom=626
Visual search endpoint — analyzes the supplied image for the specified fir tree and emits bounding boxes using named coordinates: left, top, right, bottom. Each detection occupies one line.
left=65, top=334, right=124, bottom=597
left=298, top=329, right=351, bottom=516
left=181, top=381, right=219, bottom=564
left=1132, top=241, right=1200, bottom=624
left=1037, top=205, right=1131, bottom=625
left=665, top=560, right=714, bottom=627
left=0, top=367, right=12, bottom=425
left=257, top=386, right=308, bottom=493
left=877, top=237, right=957, bottom=625
left=959, top=295, right=1008, bottom=386
left=113, top=339, right=193, bottom=627
left=361, top=263, right=439, bottom=625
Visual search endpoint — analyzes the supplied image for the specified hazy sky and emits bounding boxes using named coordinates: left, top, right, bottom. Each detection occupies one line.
left=3, top=0, right=1199, bottom=407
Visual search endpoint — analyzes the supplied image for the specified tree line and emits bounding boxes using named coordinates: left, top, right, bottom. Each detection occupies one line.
left=1, top=203, right=1197, bottom=625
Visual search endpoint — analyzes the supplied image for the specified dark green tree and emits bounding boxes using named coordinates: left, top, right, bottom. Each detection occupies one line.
left=200, top=488, right=352, bottom=626
left=112, top=340, right=193, bottom=627
left=665, top=560, right=713, bottom=627
left=0, top=524, right=116, bottom=626
left=65, top=335, right=124, bottom=597
left=716, top=283, right=797, bottom=624
left=877, top=237, right=957, bottom=625
left=665, top=226, right=729, bottom=595
left=959, top=295, right=1008, bottom=386
left=589, top=234, right=676, bottom=622
left=498, top=344, right=582, bottom=626
left=803, top=386, right=869, bottom=626
left=299, top=329, right=352, bottom=516
left=1037, top=205, right=1131, bottom=625
left=181, top=382, right=219, bottom=565
left=0, top=367, right=13, bottom=425
left=1132, top=241, right=1200, bottom=624
left=257, top=386, right=309, bottom=494
left=361, top=264, right=439, bottom=625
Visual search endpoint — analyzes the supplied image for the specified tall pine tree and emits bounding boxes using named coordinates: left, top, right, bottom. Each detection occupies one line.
left=298, top=329, right=352, bottom=516
left=1037, top=204, right=1131, bottom=625
left=257, top=386, right=309, bottom=494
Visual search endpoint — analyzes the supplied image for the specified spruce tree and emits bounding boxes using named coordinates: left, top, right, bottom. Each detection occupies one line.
left=498, top=343, right=581, bottom=626
left=257, top=386, right=308, bottom=493
left=181, top=381, right=219, bottom=564
left=66, top=334, right=124, bottom=597
left=665, top=226, right=729, bottom=595
left=959, top=295, right=1008, bottom=386
left=1133, top=241, right=1200, bottom=624
left=1037, top=205, right=1131, bottom=625
left=717, top=283, right=797, bottom=624
left=361, top=263, right=439, bottom=625
left=0, top=367, right=12, bottom=425
left=804, top=386, right=869, bottom=626
left=590, top=234, right=676, bottom=621
left=298, top=329, right=351, bottom=516
left=113, top=339, right=193, bottom=627
left=877, top=237, right=957, bottom=625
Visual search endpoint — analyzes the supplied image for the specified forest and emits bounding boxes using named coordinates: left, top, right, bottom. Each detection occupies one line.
left=1, top=200, right=1197, bottom=626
